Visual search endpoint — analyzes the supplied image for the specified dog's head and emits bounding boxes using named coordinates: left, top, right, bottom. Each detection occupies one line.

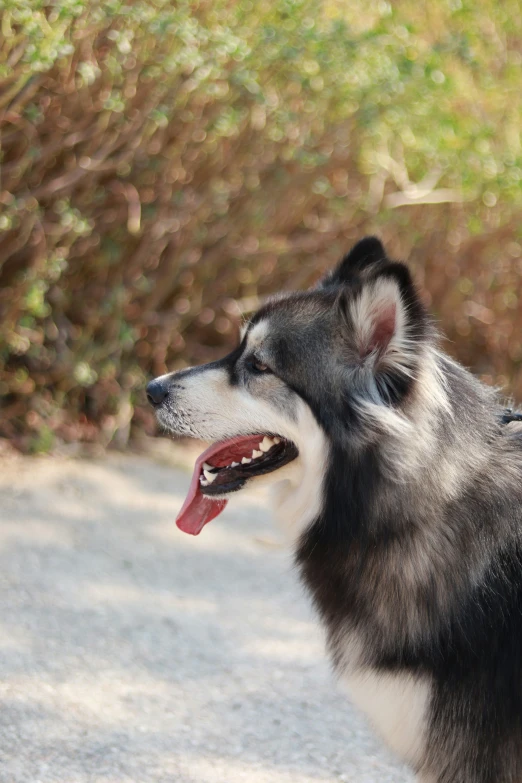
left=147, top=237, right=432, bottom=535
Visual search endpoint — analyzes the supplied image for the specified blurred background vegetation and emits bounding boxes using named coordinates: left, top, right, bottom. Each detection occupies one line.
left=1, top=0, right=522, bottom=453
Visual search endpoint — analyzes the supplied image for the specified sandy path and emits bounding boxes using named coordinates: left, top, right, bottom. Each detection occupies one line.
left=0, top=452, right=412, bottom=783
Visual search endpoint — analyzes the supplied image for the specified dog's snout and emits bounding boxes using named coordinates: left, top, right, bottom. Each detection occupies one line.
left=146, top=378, right=169, bottom=407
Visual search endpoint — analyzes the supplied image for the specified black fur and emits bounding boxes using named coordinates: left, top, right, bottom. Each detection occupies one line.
left=322, top=236, right=388, bottom=286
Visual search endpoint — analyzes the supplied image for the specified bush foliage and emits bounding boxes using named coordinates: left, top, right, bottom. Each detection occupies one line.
left=1, top=0, right=522, bottom=450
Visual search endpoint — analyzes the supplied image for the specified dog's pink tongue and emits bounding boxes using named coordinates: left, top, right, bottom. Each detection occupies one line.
left=175, top=450, right=227, bottom=535
left=176, top=491, right=227, bottom=536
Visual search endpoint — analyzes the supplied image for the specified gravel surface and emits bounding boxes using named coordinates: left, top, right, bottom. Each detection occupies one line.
left=0, top=451, right=413, bottom=783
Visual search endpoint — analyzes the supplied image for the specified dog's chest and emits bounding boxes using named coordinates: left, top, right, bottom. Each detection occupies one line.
left=341, top=667, right=431, bottom=765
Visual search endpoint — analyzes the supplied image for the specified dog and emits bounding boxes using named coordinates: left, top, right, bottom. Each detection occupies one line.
left=147, top=237, right=522, bottom=782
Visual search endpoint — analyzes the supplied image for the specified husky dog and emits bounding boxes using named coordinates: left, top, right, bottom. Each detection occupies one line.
left=147, top=238, right=522, bottom=783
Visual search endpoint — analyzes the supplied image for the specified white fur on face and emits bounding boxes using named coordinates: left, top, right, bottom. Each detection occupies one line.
left=157, top=357, right=328, bottom=543
left=268, top=399, right=329, bottom=544
left=247, top=319, right=269, bottom=348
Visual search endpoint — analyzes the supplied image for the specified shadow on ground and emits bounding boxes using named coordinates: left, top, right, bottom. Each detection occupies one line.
left=0, top=453, right=413, bottom=783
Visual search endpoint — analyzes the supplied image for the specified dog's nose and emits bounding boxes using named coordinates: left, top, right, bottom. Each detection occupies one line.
left=146, top=379, right=169, bottom=407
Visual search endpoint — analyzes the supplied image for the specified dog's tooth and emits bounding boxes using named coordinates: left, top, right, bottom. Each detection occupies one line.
left=203, top=469, right=217, bottom=484
left=202, top=462, right=213, bottom=471
left=259, top=436, right=274, bottom=452
left=230, top=462, right=239, bottom=468
left=273, top=437, right=281, bottom=444
left=241, top=457, right=252, bottom=464
left=200, top=476, right=209, bottom=487
left=252, top=449, right=263, bottom=459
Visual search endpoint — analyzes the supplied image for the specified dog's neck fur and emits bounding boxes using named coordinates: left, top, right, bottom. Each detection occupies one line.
left=270, top=343, right=519, bottom=671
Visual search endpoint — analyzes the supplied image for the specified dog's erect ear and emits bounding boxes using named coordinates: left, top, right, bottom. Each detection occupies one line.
left=338, top=262, right=427, bottom=397
left=320, top=237, right=387, bottom=288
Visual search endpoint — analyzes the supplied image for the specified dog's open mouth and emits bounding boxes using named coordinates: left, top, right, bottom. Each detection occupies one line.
left=176, top=434, right=298, bottom=535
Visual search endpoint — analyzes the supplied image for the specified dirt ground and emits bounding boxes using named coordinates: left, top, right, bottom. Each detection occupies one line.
left=0, top=448, right=413, bottom=783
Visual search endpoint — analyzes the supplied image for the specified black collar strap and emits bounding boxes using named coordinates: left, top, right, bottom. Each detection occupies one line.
left=500, top=409, right=522, bottom=425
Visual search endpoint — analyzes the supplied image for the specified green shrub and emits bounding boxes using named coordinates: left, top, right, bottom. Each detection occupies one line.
left=1, top=0, right=522, bottom=449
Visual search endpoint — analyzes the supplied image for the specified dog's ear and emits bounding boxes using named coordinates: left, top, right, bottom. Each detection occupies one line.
left=338, top=262, right=427, bottom=395
left=320, top=237, right=387, bottom=288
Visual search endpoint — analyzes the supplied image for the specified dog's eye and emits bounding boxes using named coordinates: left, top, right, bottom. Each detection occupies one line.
left=247, top=357, right=271, bottom=374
